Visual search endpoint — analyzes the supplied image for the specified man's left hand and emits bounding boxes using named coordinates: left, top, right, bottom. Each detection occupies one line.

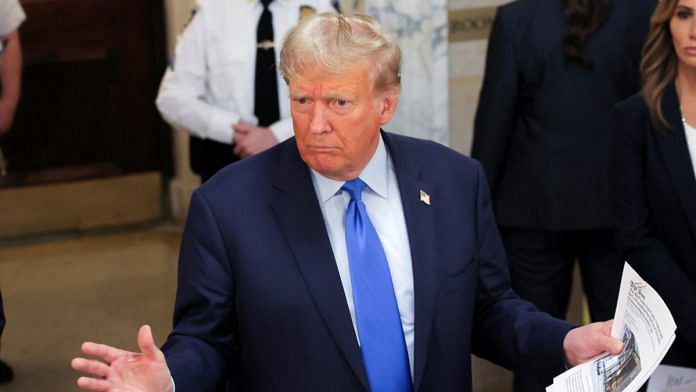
left=233, top=123, right=278, bottom=158
left=563, top=320, right=624, bottom=366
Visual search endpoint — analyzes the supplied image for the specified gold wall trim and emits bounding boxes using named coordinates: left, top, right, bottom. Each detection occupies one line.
left=449, top=7, right=497, bottom=42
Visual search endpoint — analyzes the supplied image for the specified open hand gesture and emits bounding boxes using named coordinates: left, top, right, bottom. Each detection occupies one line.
left=72, top=325, right=173, bottom=392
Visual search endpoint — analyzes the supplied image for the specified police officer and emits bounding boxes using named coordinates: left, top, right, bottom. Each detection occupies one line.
left=156, top=0, right=336, bottom=182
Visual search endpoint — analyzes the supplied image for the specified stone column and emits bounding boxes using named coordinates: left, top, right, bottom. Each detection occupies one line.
left=364, top=0, right=450, bottom=146
left=163, top=0, right=201, bottom=224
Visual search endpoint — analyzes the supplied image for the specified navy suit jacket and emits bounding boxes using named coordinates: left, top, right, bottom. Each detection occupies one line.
left=612, top=84, right=696, bottom=366
left=162, top=132, right=573, bottom=391
left=472, top=0, right=655, bottom=230
left=0, top=291, right=4, bottom=337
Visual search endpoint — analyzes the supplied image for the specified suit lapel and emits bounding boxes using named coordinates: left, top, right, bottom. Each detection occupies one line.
left=383, top=132, right=439, bottom=391
left=655, top=83, right=696, bottom=238
left=270, top=141, right=369, bottom=389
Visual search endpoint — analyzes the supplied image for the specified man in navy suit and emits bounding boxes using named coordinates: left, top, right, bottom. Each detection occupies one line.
left=72, top=13, right=623, bottom=392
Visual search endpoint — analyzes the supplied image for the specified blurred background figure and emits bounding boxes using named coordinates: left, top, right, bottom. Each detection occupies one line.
left=612, top=0, right=696, bottom=370
left=156, top=0, right=336, bottom=182
left=0, top=0, right=25, bottom=179
left=0, top=0, right=24, bottom=383
left=471, top=0, right=655, bottom=391
left=0, top=291, right=12, bottom=383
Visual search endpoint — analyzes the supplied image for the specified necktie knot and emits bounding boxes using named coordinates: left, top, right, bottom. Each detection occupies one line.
left=342, top=178, right=366, bottom=202
left=260, top=0, right=272, bottom=8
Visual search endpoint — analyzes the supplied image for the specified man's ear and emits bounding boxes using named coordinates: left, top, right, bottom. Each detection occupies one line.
left=378, top=87, right=400, bottom=125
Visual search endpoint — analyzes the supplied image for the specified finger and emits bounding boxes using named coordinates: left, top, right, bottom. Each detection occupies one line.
left=76, top=376, right=109, bottom=391
left=233, top=143, right=243, bottom=157
left=137, top=325, right=162, bottom=360
left=71, top=358, right=110, bottom=377
left=81, top=342, right=129, bottom=363
left=233, top=123, right=251, bottom=133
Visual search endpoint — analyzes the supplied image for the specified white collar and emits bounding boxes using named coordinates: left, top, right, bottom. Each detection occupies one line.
left=311, top=134, right=389, bottom=203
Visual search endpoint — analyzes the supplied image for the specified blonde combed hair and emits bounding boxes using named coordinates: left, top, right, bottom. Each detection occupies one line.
left=279, top=13, right=402, bottom=93
left=640, top=0, right=680, bottom=129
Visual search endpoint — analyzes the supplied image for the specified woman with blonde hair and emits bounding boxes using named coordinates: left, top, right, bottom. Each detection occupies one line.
left=612, top=0, right=696, bottom=367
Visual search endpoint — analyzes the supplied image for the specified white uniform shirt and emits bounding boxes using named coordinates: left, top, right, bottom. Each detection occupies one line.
left=0, top=0, right=25, bottom=37
left=310, top=136, right=416, bottom=376
left=156, top=0, right=335, bottom=145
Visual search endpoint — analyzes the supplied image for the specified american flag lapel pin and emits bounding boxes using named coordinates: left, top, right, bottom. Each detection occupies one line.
left=419, top=189, right=431, bottom=206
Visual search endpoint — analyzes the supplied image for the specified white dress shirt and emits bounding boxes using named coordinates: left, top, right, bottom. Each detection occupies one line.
left=684, top=119, right=696, bottom=180
left=310, top=135, right=415, bottom=376
left=155, top=0, right=335, bottom=145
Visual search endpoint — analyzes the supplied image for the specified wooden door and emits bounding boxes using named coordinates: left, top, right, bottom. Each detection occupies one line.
left=0, top=0, right=169, bottom=186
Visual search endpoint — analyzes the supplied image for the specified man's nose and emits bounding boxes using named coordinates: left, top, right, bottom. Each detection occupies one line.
left=309, top=103, right=330, bottom=134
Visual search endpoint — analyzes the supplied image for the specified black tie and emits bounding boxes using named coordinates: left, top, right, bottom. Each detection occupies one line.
left=255, top=0, right=280, bottom=127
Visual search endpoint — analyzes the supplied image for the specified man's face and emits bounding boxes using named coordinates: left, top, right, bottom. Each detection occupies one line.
left=289, top=62, right=399, bottom=181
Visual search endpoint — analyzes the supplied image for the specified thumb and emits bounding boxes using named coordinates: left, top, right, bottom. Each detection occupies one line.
left=596, top=321, right=623, bottom=355
left=137, top=325, right=161, bottom=359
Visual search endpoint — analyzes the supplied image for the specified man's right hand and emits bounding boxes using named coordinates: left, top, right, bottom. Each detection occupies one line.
left=72, top=325, right=173, bottom=392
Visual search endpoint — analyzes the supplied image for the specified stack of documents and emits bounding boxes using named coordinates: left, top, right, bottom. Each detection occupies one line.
left=546, top=262, right=677, bottom=392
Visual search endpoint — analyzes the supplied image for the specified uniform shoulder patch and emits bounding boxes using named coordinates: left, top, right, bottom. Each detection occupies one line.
left=299, top=5, right=316, bottom=20
left=182, top=1, right=202, bottom=31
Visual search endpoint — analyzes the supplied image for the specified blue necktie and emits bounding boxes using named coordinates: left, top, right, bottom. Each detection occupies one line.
left=342, top=178, right=412, bottom=392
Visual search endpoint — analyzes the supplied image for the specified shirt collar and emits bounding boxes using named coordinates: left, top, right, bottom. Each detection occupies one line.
left=311, top=134, right=389, bottom=203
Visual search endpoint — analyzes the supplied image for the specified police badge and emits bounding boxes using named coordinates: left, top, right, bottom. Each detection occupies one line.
left=299, top=5, right=316, bottom=20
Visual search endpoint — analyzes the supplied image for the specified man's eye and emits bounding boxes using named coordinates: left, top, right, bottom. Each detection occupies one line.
left=336, top=99, right=347, bottom=106
left=298, top=97, right=307, bottom=104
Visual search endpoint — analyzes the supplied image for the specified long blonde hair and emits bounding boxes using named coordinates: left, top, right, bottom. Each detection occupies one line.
left=640, top=0, right=680, bottom=129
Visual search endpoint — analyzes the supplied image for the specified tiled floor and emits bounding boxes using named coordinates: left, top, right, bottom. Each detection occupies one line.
left=0, top=226, right=532, bottom=391
left=0, top=228, right=180, bottom=391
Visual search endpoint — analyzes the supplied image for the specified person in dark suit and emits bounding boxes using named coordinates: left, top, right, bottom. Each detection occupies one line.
left=0, top=291, right=12, bottom=383
left=612, top=0, right=696, bottom=368
left=471, top=1, right=655, bottom=390
left=72, top=13, right=624, bottom=392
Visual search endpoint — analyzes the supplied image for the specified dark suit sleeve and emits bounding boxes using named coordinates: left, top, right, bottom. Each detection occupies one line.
left=611, top=105, right=696, bottom=346
left=470, top=8, right=519, bottom=192
left=470, top=163, right=573, bottom=384
left=162, top=191, right=237, bottom=391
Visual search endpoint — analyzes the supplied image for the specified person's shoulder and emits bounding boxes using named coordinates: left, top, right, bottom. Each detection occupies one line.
left=197, top=139, right=292, bottom=202
left=614, top=92, right=649, bottom=118
left=386, top=132, right=480, bottom=173
left=495, top=0, right=556, bottom=36
left=614, top=0, right=657, bottom=18
left=194, top=0, right=246, bottom=16
left=498, top=0, right=552, bottom=20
